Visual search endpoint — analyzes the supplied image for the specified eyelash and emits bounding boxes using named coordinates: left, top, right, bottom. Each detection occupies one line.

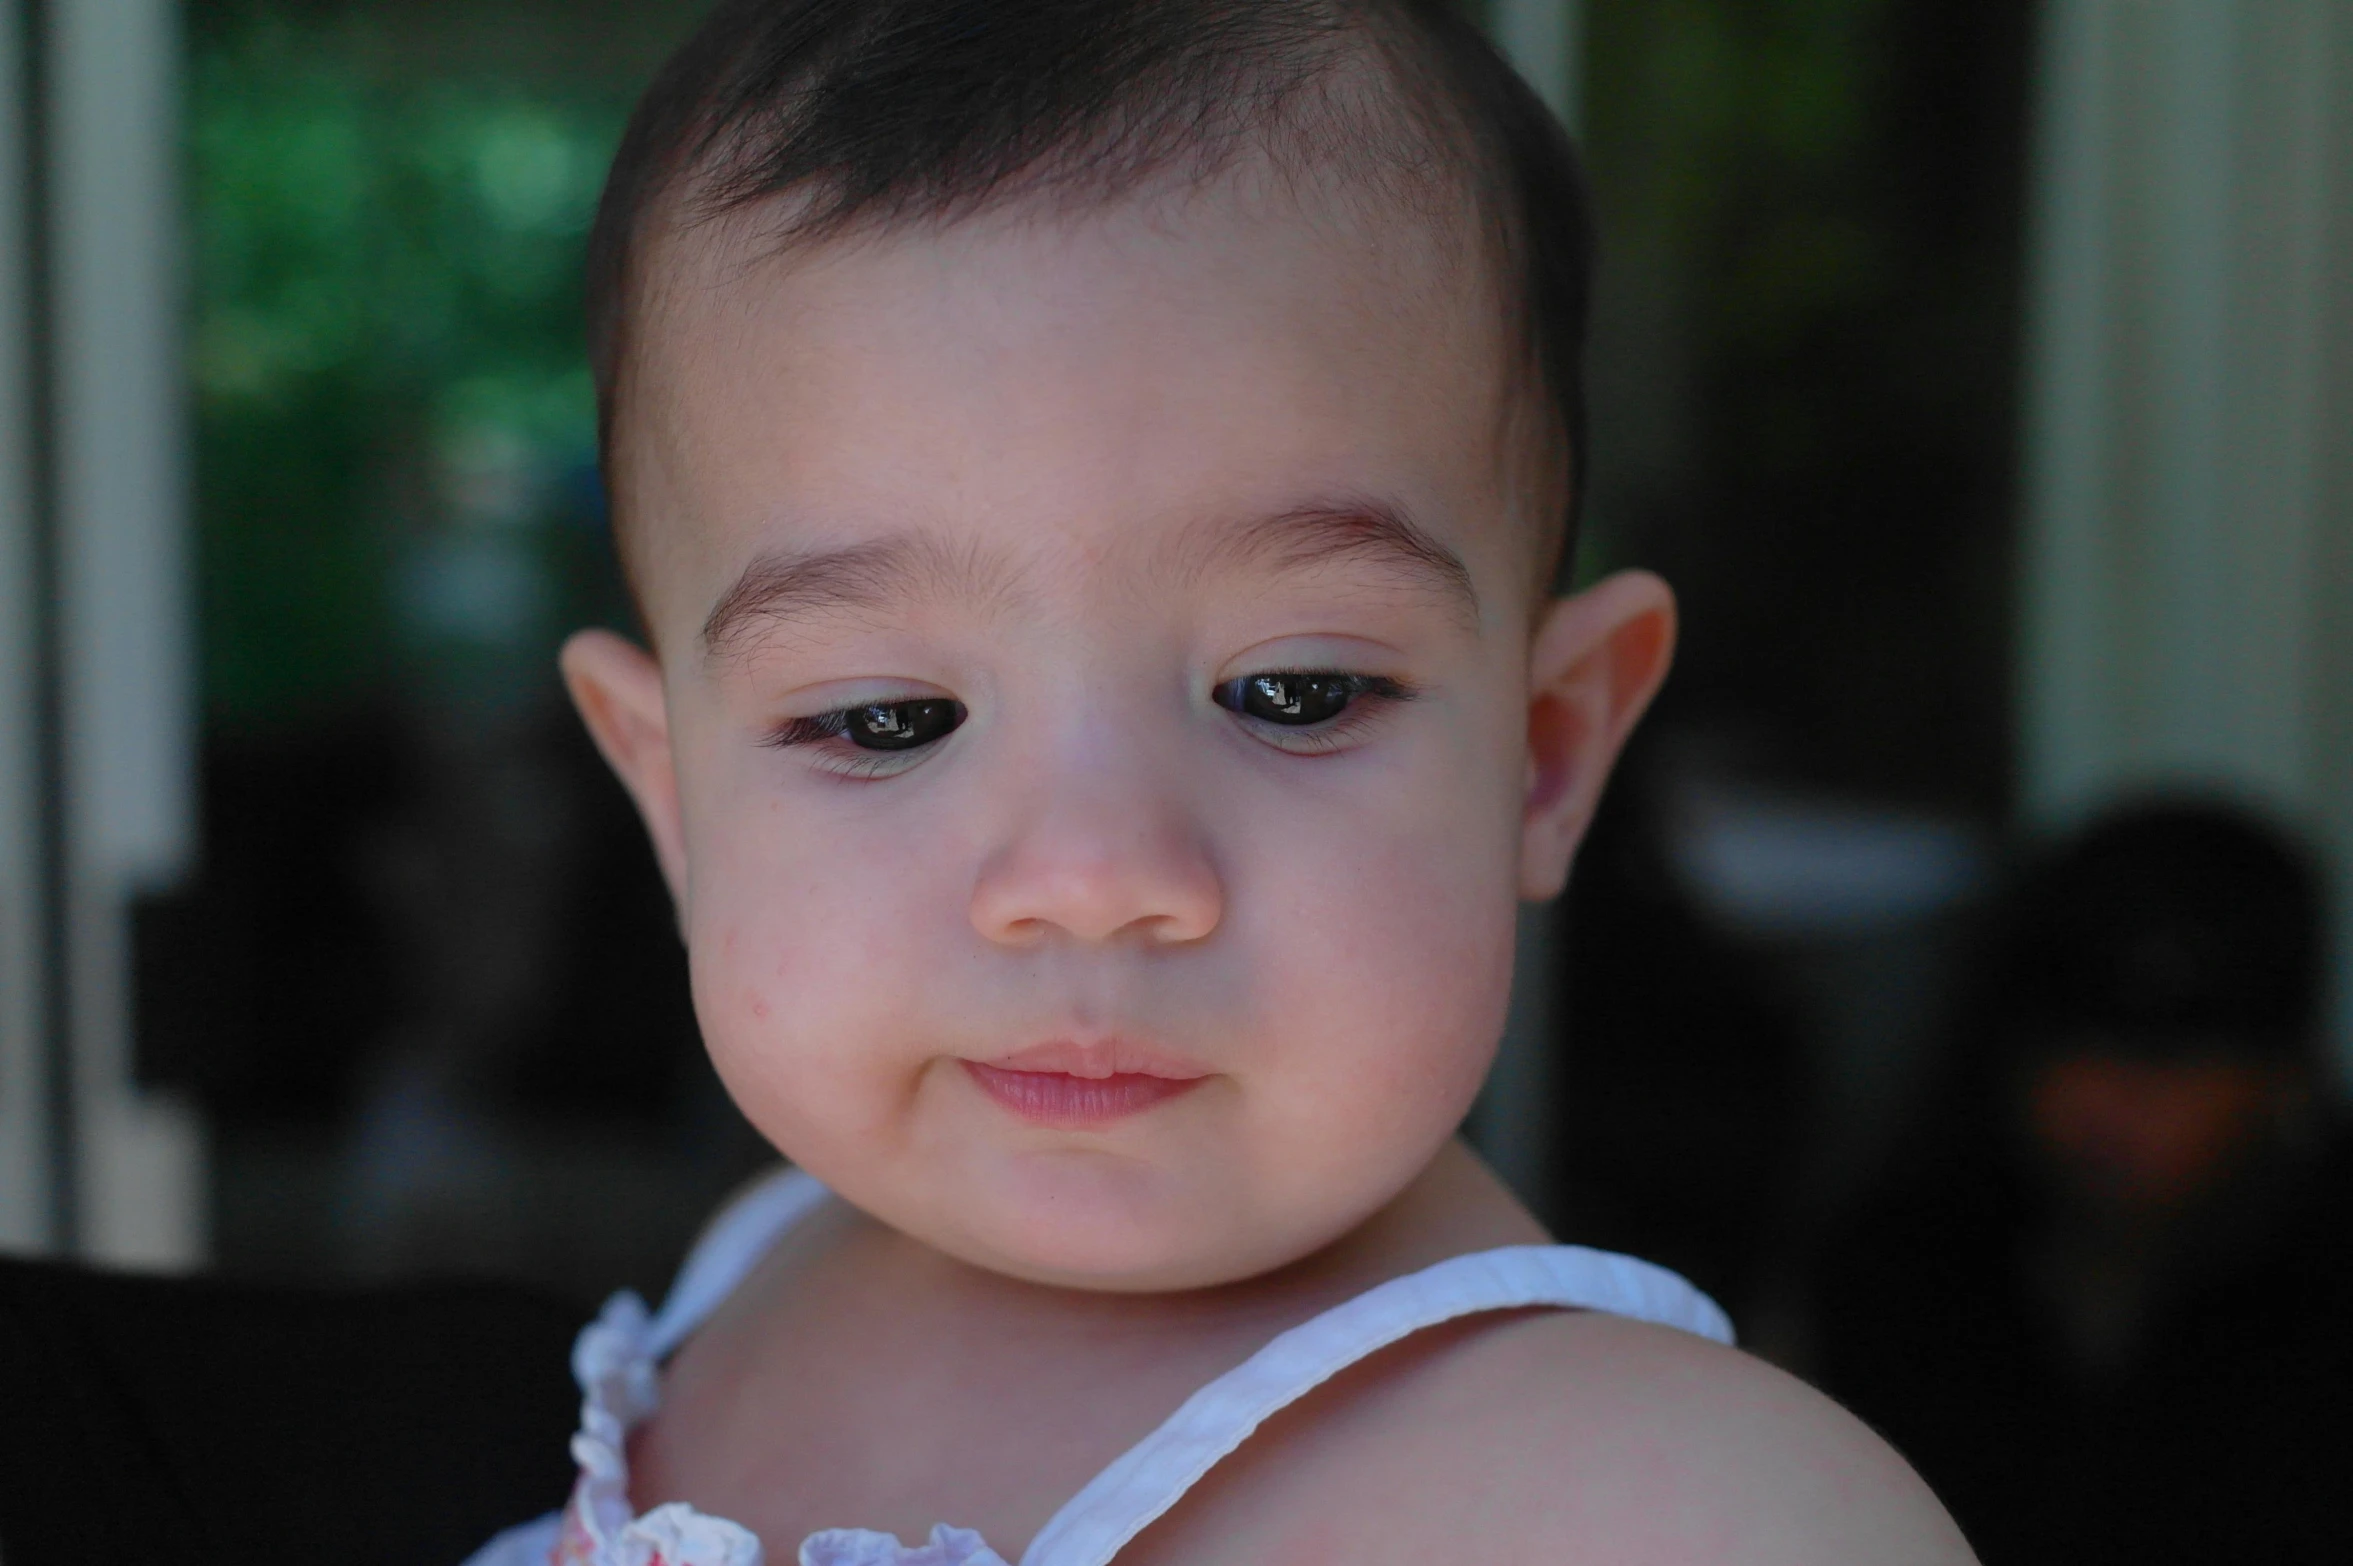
left=1213, top=671, right=1416, bottom=754
left=765, top=671, right=1415, bottom=778
left=763, top=703, right=964, bottom=779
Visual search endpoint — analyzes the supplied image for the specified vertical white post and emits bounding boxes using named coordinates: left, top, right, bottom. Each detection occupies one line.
left=50, top=0, right=203, bottom=1267
left=1491, top=0, right=1582, bottom=128
left=0, top=2, right=51, bottom=1253
left=2018, top=0, right=2353, bottom=1067
left=2322, top=9, right=2353, bottom=1078
left=1474, top=0, right=1583, bottom=1214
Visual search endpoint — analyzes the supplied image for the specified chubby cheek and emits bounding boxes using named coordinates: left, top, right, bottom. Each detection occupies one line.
left=1229, top=752, right=1522, bottom=1209
left=660, top=675, right=1533, bottom=1281
left=675, top=758, right=960, bottom=1168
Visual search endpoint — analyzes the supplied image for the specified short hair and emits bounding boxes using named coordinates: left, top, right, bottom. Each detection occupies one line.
left=1998, top=799, right=2325, bottom=1060
left=587, top=0, right=1596, bottom=595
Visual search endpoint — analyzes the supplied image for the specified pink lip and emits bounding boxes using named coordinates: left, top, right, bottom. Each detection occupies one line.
left=962, top=1041, right=1209, bottom=1129
left=963, top=1063, right=1203, bottom=1127
left=986, top=1038, right=1210, bottom=1080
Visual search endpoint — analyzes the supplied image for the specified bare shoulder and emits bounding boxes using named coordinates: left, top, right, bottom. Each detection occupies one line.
left=1129, top=1308, right=1978, bottom=1566
left=1428, top=1310, right=1980, bottom=1563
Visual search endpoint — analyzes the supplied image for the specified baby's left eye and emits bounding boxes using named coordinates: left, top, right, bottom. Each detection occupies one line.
left=837, top=698, right=963, bottom=750
left=765, top=696, right=967, bottom=777
left=1213, top=672, right=1405, bottom=728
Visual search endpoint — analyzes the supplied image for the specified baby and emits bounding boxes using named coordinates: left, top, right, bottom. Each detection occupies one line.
left=472, top=1, right=1975, bottom=1562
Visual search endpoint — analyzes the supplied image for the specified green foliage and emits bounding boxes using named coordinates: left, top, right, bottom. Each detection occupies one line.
left=190, top=17, right=625, bottom=726
left=1588, top=0, right=1893, bottom=371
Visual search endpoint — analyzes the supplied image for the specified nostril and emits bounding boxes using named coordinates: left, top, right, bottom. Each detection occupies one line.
left=968, top=806, right=1224, bottom=946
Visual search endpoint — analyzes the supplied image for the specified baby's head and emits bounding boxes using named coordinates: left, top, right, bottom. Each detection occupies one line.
left=563, top=0, right=1676, bottom=1290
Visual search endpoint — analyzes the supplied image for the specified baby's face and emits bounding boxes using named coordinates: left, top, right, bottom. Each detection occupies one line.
left=574, top=180, right=1663, bottom=1289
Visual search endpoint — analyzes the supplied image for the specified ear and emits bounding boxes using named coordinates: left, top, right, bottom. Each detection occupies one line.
left=561, top=628, right=690, bottom=911
left=1518, top=570, right=1677, bottom=900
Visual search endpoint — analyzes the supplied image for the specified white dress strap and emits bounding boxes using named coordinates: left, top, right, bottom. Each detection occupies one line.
left=1018, top=1244, right=1733, bottom=1566
left=459, top=1167, right=832, bottom=1566
left=648, top=1165, right=832, bottom=1358
left=467, top=1175, right=1734, bottom=1566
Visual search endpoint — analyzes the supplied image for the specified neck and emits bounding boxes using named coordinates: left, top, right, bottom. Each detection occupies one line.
left=636, top=1139, right=1550, bottom=1551
left=823, top=1138, right=1547, bottom=1348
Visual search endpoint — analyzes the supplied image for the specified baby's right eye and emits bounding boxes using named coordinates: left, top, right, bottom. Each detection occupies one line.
left=834, top=698, right=964, bottom=751
left=767, top=697, right=966, bottom=775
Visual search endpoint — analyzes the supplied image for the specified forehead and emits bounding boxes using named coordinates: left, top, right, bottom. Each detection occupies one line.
left=618, top=173, right=1520, bottom=645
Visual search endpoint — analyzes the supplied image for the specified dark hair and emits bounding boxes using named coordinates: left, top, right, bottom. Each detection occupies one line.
left=1994, top=799, right=2326, bottom=1060
left=585, top=0, right=1597, bottom=589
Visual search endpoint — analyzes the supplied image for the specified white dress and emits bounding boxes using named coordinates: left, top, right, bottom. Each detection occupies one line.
left=465, top=1167, right=1733, bottom=1566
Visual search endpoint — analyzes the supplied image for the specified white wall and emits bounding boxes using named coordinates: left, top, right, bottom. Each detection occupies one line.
left=1490, top=0, right=1583, bottom=127
left=2018, top=1, right=2353, bottom=1064
left=0, top=1, right=51, bottom=1253
left=55, top=0, right=203, bottom=1268
left=0, top=0, right=203, bottom=1265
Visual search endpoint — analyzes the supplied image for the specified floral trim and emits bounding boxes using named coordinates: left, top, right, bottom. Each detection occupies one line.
left=550, top=1290, right=765, bottom=1566
left=547, top=1289, right=1006, bottom=1566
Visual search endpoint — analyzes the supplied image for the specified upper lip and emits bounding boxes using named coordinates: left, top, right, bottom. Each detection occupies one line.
left=977, top=1038, right=1211, bottom=1081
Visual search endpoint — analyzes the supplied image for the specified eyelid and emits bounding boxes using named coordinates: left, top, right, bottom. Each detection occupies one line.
left=1221, top=670, right=1417, bottom=704
left=1216, top=670, right=1417, bottom=753
left=1213, top=631, right=1411, bottom=675
left=765, top=710, right=852, bottom=749
left=762, top=692, right=965, bottom=777
left=761, top=677, right=957, bottom=739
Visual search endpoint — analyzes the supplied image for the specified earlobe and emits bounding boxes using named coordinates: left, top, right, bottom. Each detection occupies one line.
left=1518, top=571, right=1677, bottom=900
left=560, top=628, right=690, bottom=909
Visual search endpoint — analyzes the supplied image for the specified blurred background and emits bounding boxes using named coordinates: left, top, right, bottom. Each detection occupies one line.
left=0, top=0, right=2347, bottom=1556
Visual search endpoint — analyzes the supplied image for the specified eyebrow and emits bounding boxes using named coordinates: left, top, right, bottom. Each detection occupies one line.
left=700, top=496, right=1479, bottom=657
left=1190, top=500, right=1479, bottom=623
left=701, top=532, right=1002, bottom=657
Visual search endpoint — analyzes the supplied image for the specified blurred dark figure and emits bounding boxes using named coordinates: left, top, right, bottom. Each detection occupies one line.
left=1811, top=800, right=2353, bottom=1564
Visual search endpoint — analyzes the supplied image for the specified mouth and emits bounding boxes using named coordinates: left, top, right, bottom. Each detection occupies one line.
left=962, top=1040, right=1209, bottom=1129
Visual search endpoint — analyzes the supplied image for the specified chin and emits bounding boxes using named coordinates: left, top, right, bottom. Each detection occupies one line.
left=928, top=1151, right=1303, bottom=1293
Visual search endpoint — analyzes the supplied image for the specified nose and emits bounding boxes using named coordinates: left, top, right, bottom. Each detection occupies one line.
left=968, top=756, right=1224, bottom=948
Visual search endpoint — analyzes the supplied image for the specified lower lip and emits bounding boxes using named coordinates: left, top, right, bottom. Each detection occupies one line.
left=962, top=1061, right=1204, bottom=1128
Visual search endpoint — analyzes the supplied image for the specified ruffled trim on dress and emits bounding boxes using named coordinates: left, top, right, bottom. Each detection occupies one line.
left=551, top=1289, right=766, bottom=1566
left=799, top=1526, right=1006, bottom=1566
left=492, top=1165, right=1729, bottom=1566
left=549, top=1286, right=1010, bottom=1566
